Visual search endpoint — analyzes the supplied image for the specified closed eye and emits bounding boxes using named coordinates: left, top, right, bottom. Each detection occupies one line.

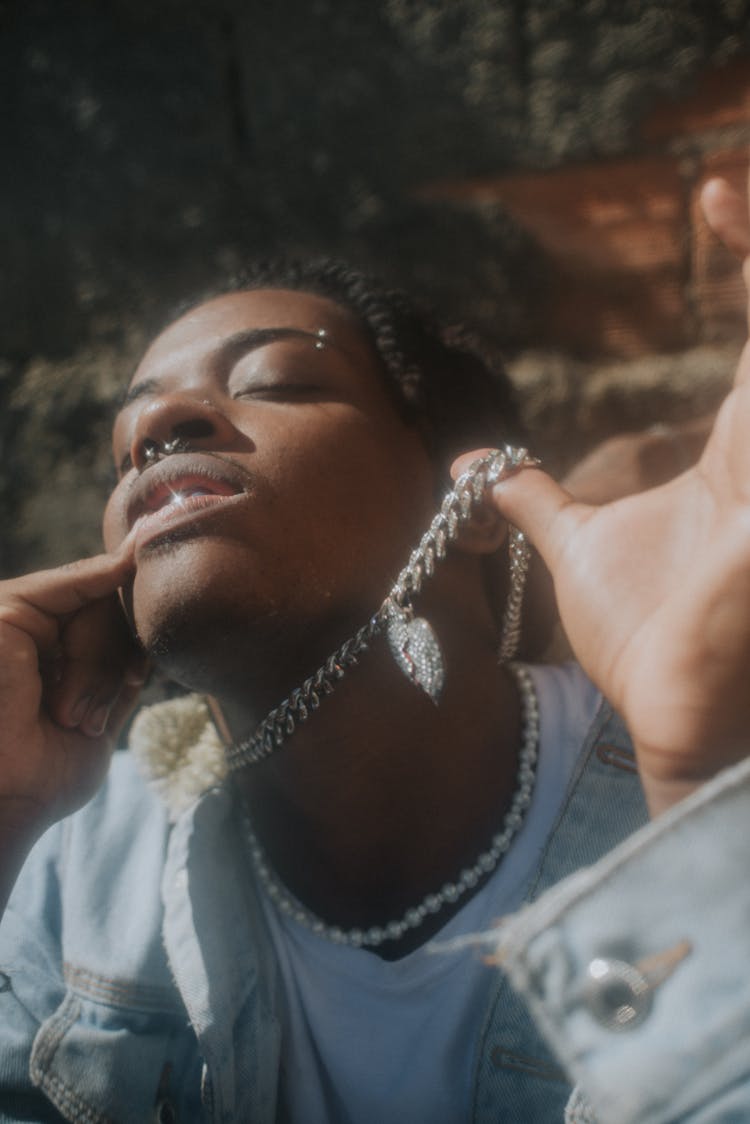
left=231, top=383, right=326, bottom=401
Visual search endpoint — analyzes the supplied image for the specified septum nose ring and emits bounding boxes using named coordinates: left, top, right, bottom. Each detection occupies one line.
left=141, top=436, right=191, bottom=469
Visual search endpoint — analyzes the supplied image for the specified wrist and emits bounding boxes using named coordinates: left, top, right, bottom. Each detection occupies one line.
left=639, top=773, right=706, bottom=817
left=0, top=798, right=47, bottom=918
left=636, top=745, right=749, bottom=817
left=0, top=794, right=48, bottom=849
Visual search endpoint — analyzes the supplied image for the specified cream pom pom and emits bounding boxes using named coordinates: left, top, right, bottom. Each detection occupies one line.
left=129, top=695, right=228, bottom=821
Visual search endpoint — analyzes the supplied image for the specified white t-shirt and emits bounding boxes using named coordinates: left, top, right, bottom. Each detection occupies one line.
left=258, top=663, right=600, bottom=1124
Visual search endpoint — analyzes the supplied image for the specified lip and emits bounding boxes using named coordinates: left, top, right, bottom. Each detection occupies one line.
left=126, top=454, right=253, bottom=549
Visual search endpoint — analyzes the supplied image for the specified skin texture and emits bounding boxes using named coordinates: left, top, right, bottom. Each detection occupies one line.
left=103, top=291, right=441, bottom=710
left=1, top=176, right=750, bottom=927
left=458, top=178, right=750, bottom=814
left=561, top=415, right=714, bottom=507
left=0, top=544, right=143, bottom=914
left=0, top=286, right=522, bottom=947
left=102, top=288, right=523, bottom=948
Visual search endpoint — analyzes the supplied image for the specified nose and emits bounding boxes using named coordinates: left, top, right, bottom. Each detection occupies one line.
left=129, top=394, right=240, bottom=473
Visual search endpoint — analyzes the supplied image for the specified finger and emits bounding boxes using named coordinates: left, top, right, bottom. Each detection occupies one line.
left=48, top=656, right=143, bottom=734
left=700, top=177, right=750, bottom=260
left=451, top=448, right=580, bottom=569
left=50, top=675, right=142, bottom=757
left=485, top=465, right=591, bottom=576
left=60, top=677, right=120, bottom=736
left=0, top=539, right=136, bottom=650
left=450, top=447, right=498, bottom=480
left=450, top=448, right=563, bottom=657
left=731, top=339, right=750, bottom=390
left=46, top=595, right=146, bottom=731
left=451, top=447, right=588, bottom=566
left=105, top=681, right=145, bottom=742
left=79, top=667, right=146, bottom=739
left=8, top=540, right=136, bottom=617
left=447, top=448, right=510, bottom=555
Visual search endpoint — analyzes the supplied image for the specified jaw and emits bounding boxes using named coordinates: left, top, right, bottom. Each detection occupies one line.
left=128, top=534, right=380, bottom=708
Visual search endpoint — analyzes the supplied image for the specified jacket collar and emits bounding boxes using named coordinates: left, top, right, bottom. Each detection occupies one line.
left=129, top=694, right=228, bottom=822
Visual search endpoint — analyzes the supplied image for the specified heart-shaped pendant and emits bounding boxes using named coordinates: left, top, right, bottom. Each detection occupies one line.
left=386, top=605, right=445, bottom=704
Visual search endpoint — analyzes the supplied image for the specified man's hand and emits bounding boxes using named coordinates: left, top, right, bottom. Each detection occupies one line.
left=562, top=416, right=714, bottom=506
left=454, top=174, right=750, bottom=816
left=0, top=540, right=144, bottom=848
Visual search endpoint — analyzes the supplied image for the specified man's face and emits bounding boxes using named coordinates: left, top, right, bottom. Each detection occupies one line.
left=103, top=289, right=437, bottom=692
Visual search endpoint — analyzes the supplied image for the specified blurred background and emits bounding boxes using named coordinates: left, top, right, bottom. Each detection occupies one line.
left=2, top=0, right=750, bottom=576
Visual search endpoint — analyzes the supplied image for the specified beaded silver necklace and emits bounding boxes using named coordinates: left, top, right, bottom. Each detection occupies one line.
left=227, top=445, right=539, bottom=770
left=241, top=661, right=539, bottom=949
left=233, top=445, right=541, bottom=949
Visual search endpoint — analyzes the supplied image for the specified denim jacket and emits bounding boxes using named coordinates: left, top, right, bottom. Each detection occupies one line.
left=499, top=752, right=750, bottom=1124
left=1, top=691, right=696, bottom=1124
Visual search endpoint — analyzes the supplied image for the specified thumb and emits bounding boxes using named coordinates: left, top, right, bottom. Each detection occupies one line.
left=491, top=468, right=587, bottom=575
left=700, top=176, right=750, bottom=260
left=451, top=449, right=589, bottom=575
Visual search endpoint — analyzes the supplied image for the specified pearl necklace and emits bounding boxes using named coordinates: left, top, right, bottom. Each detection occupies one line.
left=241, top=662, right=539, bottom=950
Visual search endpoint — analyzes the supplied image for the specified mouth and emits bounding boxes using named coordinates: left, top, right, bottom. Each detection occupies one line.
left=127, top=457, right=252, bottom=549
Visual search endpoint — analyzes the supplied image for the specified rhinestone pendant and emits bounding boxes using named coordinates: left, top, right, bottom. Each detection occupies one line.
left=386, top=603, right=445, bottom=704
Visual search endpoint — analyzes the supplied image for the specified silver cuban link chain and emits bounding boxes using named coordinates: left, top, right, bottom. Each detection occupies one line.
left=226, top=444, right=539, bottom=770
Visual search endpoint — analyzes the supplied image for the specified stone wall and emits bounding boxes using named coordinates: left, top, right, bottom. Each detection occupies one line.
left=2, top=0, right=750, bottom=574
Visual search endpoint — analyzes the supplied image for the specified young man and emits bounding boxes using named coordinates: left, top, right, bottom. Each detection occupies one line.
left=1, top=180, right=749, bottom=1123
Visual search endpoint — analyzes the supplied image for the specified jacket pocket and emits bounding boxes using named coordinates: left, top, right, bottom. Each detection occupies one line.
left=30, top=988, right=196, bottom=1124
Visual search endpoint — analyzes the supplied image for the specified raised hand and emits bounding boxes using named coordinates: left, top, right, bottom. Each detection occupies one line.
left=454, top=174, right=750, bottom=815
left=0, top=541, right=144, bottom=881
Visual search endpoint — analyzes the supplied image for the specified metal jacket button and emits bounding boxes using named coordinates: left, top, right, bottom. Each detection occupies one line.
left=583, top=957, right=652, bottom=1030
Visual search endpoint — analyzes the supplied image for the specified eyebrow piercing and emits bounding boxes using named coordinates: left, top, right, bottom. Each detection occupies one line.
left=315, top=328, right=328, bottom=350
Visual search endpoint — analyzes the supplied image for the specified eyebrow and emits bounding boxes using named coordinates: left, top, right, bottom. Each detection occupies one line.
left=119, top=326, right=327, bottom=409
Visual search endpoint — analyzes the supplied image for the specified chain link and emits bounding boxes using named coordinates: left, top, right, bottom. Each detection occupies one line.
left=227, top=445, right=538, bottom=770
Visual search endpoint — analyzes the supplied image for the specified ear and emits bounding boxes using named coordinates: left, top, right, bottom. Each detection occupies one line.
left=453, top=507, right=508, bottom=555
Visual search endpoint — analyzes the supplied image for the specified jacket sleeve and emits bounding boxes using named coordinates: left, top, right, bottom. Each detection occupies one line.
left=494, top=754, right=750, bottom=1124
left=0, top=820, right=68, bottom=1121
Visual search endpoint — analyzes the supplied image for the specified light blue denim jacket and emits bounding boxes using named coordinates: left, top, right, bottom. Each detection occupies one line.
left=1, top=695, right=745, bottom=1123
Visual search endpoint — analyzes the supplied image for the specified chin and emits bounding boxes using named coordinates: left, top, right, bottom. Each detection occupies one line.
left=132, top=577, right=302, bottom=701
left=130, top=536, right=382, bottom=699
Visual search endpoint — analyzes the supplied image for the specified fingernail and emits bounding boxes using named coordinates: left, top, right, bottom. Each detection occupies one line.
left=83, top=702, right=112, bottom=737
left=70, top=695, right=92, bottom=726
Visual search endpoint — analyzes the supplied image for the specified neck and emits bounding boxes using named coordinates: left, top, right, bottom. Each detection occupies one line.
left=226, top=624, right=524, bottom=951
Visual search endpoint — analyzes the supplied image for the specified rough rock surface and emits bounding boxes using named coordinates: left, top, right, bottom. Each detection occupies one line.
left=2, top=1, right=749, bottom=573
